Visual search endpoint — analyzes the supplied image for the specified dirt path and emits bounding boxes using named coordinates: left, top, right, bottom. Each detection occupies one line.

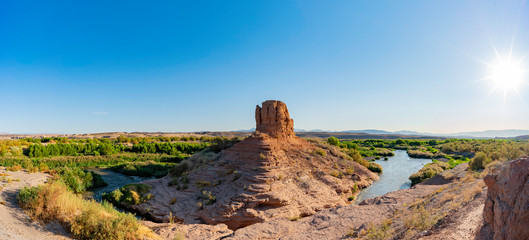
left=420, top=191, right=486, bottom=240
left=0, top=168, right=71, bottom=240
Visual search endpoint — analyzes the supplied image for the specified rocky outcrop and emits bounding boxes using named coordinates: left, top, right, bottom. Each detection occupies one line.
left=480, top=157, right=529, bottom=240
left=136, top=100, right=378, bottom=231
left=255, top=100, right=294, bottom=139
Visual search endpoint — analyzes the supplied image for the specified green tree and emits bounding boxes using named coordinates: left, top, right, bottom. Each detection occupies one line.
left=327, top=136, right=340, bottom=146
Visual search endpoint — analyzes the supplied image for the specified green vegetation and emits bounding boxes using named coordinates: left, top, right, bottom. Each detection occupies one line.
left=367, top=162, right=383, bottom=173
left=110, top=162, right=171, bottom=178
left=102, top=184, right=153, bottom=207
left=18, top=181, right=158, bottom=240
left=0, top=136, right=238, bottom=179
left=54, top=167, right=107, bottom=193
left=198, top=190, right=217, bottom=205
left=327, top=136, right=340, bottom=146
left=363, top=219, right=393, bottom=240
left=409, top=162, right=451, bottom=185
left=469, top=152, right=492, bottom=170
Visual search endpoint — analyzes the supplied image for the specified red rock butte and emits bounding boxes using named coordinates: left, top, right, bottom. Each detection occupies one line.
left=255, top=100, right=295, bottom=139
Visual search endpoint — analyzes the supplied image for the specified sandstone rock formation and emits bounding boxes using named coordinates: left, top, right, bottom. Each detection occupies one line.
left=136, top=100, right=378, bottom=230
left=479, top=157, right=529, bottom=240
left=255, top=100, right=294, bottom=139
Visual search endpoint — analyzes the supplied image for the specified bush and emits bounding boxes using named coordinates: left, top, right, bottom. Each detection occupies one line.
left=314, top=149, right=326, bottom=156
left=368, top=162, right=383, bottom=173
left=327, top=137, right=340, bottom=146
left=208, top=137, right=240, bottom=153
left=18, top=181, right=157, bottom=240
left=409, top=162, right=451, bottom=185
left=469, top=152, right=491, bottom=170
left=18, top=186, right=39, bottom=210
left=169, top=161, right=190, bottom=177
left=347, top=149, right=370, bottom=168
left=55, top=168, right=107, bottom=193
left=102, top=184, right=153, bottom=207
left=111, top=162, right=170, bottom=178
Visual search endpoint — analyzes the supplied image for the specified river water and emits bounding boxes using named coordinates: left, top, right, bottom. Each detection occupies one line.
left=83, top=168, right=152, bottom=201
left=355, top=150, right=432, bottom=203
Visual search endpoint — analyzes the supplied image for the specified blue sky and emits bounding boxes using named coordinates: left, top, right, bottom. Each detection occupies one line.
left=1, top=1, right=528, bottom=134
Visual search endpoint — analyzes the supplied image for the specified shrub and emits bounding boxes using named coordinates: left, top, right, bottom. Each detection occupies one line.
left=347, top=149, right=370, bottom=168
left=314, top=149, right=326, bottom=156
left=364, top=219, right=393, bottom=240
left=169, top=161, right=190, bottom=177
left=404, top=205, right=437, bottom=231
left=103, top=184, right=153, bottom=207
left=327, top=137, right=340, bottom=146
left=409, top=162, right=450, bottom=185
left=330, top=170, right=344, bottom=178
left=368, top=162, right=383, bottom=173
left=195, top=180, right=211, bottom=188
left=18, top=181, right=157, bottom=240
left=199, top=190, right=216, bottom=205
left=469, top=152, right=491, bottom=170
left=18, top=186, right=39, bottom=210
left=208, top=137, right=240, bottom=153
left=111, top=162, right=170, bottom=178
left=7, top=164, right=22, bottom=172
left=345, top=166, right=355, bottom=175
left=55, top=168, right=107, bottom=193
left=38, top=163, right=50, bottom=172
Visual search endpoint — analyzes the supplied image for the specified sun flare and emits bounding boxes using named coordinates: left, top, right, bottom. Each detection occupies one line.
left=489, top=60, right=524, bottom=91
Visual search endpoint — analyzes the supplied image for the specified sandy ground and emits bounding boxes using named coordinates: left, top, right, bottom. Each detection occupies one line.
left=420, top=190, right=486, bottom=240
left=0, top=168, right=71, bottom=240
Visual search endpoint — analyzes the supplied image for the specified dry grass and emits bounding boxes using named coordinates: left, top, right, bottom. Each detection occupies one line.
left=403, top=205, right=437, bottom=231
left=287, top=215, right=301, bottom=221
left=18, top=181, right=159, bottom=240
left=7, top=164, right=22, bottom=172
left=330, top=170, right=344, bottom=178
left=360, top=219, right=393, bottom=240
left=195, top=180, right=211, bottom=188
left=438, top=192, right=456, bottom=203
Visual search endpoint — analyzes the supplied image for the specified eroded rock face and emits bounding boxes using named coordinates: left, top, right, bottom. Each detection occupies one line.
left=480, top=157, right=529, bottom=240
left=255, top=100, right=294, bottom=139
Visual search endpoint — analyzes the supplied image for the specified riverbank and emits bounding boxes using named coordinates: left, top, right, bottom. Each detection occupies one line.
left=356, top=150, right=431, bottom=202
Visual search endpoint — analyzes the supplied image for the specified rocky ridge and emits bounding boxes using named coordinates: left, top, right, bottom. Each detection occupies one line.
left=479, top=157, right=529, bottom=240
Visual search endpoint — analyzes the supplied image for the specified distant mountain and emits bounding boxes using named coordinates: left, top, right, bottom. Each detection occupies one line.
left=394, top=130, right=425, bottom=135
left=448, top=129, right=529, bottom=138
left=233, top=128, right=255, bottom=132
left=341, top=129, right=393, bottom=135
left=227, top=128, right=529, bottom=139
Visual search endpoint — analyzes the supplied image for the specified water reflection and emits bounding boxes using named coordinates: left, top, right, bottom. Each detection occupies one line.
left=355, top=150, right=431, bottom=203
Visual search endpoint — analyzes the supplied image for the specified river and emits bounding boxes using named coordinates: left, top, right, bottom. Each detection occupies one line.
left=83, top=168, right=152, bottom=201
left=355, top=150, right=432, bottom=203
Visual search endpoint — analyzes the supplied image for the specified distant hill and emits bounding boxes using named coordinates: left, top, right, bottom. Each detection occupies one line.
left=308, top=129, right=529, bottom=139
left=513, top=135, right=529, bottom=140
left=449, top=129, right=529, bottom=138
left=3, top=129, right=529, bottom=140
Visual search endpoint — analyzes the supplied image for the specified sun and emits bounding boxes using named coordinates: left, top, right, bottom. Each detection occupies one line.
left=489, top=59, right=524, bottom=91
